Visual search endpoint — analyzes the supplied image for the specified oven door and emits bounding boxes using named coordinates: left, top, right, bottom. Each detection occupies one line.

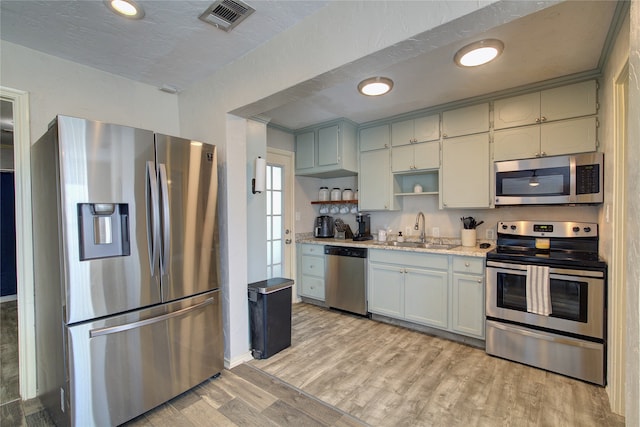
left=486, top=260, right=605, bottom=340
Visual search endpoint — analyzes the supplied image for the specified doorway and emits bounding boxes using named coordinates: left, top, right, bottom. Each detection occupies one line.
left=266, top=148, right=296, bottom=296
left=0, top=99, right=20, bottom=409
left=0, top=86, right=35, bottom=400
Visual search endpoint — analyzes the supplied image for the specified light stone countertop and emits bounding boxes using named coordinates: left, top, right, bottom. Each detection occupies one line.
left=297, top=235, right=494, bottom=257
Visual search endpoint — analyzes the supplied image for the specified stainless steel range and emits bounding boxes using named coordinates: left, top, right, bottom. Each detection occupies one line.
left=485, top=221, right=607, bottom=385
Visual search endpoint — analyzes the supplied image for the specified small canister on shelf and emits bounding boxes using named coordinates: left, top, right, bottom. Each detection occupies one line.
left=342, top=188, right=353, bottom=201
left=318, top=187, right=329, bottom=201
left=330, top=188, right=341, bottom=201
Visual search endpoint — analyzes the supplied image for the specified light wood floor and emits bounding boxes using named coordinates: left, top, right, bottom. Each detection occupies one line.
left=250, top=303, right=625, bottom=427
left=1, top=301, right=626, bottom=426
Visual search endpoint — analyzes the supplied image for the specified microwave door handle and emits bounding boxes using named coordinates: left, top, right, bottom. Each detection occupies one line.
left=146, top=161, right=160, bottom=275
left=569, top=155, right=577, bottom=203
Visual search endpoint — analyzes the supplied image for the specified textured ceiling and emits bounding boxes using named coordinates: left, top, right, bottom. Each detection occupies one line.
left=0, top=0, right=329, bottom=92
left=0, top=1, right=620, bottom=131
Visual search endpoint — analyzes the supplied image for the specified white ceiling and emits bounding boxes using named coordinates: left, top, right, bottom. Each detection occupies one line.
left=0, top=1, right=621, bottom=131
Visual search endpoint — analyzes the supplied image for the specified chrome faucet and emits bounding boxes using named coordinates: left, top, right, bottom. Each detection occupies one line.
left=414, top=212, right=426, bottom=243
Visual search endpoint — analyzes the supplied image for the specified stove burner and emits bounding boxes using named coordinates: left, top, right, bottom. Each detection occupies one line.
left=488, top=220, right=604, bottom=269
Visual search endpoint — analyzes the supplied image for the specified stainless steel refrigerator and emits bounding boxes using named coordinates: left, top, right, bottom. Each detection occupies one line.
left=31, top=115, right=223, bottom=426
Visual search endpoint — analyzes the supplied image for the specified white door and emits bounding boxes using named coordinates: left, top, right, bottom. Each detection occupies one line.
left=266, top=148, right=294, bottom=283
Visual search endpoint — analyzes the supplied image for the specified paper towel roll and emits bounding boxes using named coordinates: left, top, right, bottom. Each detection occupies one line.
left=253, top=157, right=266, bottom=193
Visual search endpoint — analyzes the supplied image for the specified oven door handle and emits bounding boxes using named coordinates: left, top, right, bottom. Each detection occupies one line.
left=486, top=261, right=604, bottom=279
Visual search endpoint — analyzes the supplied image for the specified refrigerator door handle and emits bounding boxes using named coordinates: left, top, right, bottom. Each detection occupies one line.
left=89, top=297, right=214, bottom=338
left=146, top=161, right=161, bottom=275
left=158, top=163, right=171, bottom=274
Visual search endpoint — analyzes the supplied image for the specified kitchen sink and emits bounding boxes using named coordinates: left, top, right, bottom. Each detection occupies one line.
left=384, top=241, right=458, bottom=250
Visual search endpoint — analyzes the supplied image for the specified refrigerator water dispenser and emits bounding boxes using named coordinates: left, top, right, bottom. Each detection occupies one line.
left=78, top=203, right=130, bottom=260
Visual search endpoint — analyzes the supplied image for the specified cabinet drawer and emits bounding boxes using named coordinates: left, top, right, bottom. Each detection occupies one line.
left=301, top=244, right=324, bottom=256
left=369, top=249, right=448, bottom=270
left=452, top=256, right=484, bottom=275
left=302, top=256, right=325, bottom=277
left=301, top=276, right=325, bottom=300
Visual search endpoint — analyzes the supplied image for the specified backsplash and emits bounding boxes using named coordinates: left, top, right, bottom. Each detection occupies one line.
left=295, top=175, right=600, bottom=240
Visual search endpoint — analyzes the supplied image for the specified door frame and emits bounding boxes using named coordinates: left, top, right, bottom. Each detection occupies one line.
left=0, top=86, right=36, bottom=399
left=266, top=147, right=297, bottom=299
left=607, top=61, right=628, bottom=414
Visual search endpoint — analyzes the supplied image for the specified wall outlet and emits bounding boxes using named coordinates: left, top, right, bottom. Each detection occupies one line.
left=486, top=229, right=495, bottom=240
left=432, top=227, right=440, bottom=238
left=405, top=226, right=411, bottom=236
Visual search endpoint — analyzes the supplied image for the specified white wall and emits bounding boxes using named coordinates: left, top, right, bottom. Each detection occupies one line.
left=177, top=1, right=500, bottom=367
left=0, top=41, right=180, bottom=140
left=266, top=127, right=294, bottom=153
left=246, top=119, right=268, bottom=284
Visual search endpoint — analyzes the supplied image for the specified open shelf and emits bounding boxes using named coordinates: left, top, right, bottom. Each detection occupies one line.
left=393, top=170, right=439, bottom=196
left=311, top=200, right=358, bottom=205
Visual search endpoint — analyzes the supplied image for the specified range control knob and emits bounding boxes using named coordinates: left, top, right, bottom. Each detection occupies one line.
left=573, top=226, right=580, bottom=232
left=584, top=227, right=592, bottom=233
left=502, top=224, right=508, bottom=230
left=510, top=225, right=517, bottom=230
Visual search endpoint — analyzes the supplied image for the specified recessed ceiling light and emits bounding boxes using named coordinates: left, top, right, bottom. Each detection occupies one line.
left=358, top=77, right=394, bottom=96
left=454, top=39, right=504, bottom=67
left=104, top=0, right=145, bottom=19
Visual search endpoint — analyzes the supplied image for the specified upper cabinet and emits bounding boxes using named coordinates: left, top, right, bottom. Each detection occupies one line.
left=295, top=131, right=315, bottom=170
left=359, top=148, right=398, bottom=211
left=295, top=120, right=358, bottom=178
left=442, top=103, right=489, bottom=138
left=391, top=114, right=440, bottom=146
left=494, top=80, right=597, bottom=129
left=391, top=114, right=440, bottom=173
left=494, top=116, right=597, bottom=161
left=359, top=124, right=390, bottom=151
left=441, top=133, right=490, bottom=209
left=493, top=80, right=598, bottom=161
left=391, top=141, right=440, bottom=173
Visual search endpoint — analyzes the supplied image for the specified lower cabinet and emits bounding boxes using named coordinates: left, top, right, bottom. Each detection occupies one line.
left=368, top=263, right=403, bottom=317
left=368, top=250, right=485, bottom=339
left=451, top=256, right=485, bottom=339
left=297, top=244, right=325, bottom=301
left=368, top=250, right=448, bottom=329
left=404, top=268, right=448, bottom=328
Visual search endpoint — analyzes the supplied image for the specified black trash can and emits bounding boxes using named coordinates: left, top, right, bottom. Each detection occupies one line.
left=248, top=277, right=294, bottom=359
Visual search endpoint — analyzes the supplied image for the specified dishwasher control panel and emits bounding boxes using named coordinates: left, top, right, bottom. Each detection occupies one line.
left=324, top=246, right=368, bottom=258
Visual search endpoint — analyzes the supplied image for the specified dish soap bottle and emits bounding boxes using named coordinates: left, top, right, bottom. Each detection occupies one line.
left=397, top=231, right=404, bottom=243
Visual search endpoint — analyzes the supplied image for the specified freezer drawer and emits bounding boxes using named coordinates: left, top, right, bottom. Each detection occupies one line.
left=65, top=291, right=223, bottom=427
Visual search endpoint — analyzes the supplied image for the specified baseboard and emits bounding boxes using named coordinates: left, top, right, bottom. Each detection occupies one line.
left=225, top=351, right=254, bottom=369
left=0, top=295, right=18, bottom=303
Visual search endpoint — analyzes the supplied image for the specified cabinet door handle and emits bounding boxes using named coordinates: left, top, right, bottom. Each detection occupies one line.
left=541, top=116, right=547, bottom=122
left=477, top=279, right=482, bottom=283
left=540, top=151, right=546, bottom=157
left=384, top=144, right=389, bottom=148
left=535, top=117, right=541, bottom=123
left=465, top=262, right=470, bottom=267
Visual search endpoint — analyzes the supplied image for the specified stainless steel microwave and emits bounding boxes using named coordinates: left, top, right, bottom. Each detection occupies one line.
left=494, top=152, right=603, bottom=206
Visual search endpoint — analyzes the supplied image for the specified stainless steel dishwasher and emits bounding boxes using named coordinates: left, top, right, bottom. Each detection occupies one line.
left=324, top=246, right=368, bottom=316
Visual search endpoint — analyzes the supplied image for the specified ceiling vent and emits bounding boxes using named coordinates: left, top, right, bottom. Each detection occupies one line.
left=199, top=0, right=255, bottom=32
